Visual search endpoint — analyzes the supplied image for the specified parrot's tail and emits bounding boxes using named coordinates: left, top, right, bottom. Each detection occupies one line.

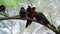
left=25, top=20, right=32, bottom=28
left=48, top=23, right=56, bottom=29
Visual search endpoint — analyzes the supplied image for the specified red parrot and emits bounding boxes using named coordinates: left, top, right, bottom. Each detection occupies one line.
left=25, top=6, right=36, bottom=28
left=0, top=5, right=7, bottom=17
left=0, top=5, right=5, bottom=11
left=30, top=7, right=36, bottom=18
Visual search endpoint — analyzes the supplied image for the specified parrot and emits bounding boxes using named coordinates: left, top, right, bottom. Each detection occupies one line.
left=25, top=6, right=32, bottom=28
left=34, top=12, right=56, bottom=29
left=0, top=5, right=5, bottom=11
left=19, top=7, right=27, bottom=19
left=25, top=6, right=36, bottom=28
left=0, top=5, right=7, bottom=17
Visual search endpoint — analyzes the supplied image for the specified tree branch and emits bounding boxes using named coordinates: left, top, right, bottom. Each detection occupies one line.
left=0, top=16, right=60, bottom=34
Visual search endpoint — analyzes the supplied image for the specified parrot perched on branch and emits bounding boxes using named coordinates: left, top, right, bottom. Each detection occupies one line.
left=25, top=6, right=32, bottom=28
left=34, top=12, right=56, bottom=29
left=25, top=6, right=36, bottom=28
left=0, top=5, right=7, bottom=17
left=0, top=5, right=5, bottom=11
left=19, top=7, right=27, bottom=19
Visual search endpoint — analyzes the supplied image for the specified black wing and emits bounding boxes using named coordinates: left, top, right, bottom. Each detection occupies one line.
left=35, top=12, right=50, bottom=25
left=35, top=12, right=56, bottom=29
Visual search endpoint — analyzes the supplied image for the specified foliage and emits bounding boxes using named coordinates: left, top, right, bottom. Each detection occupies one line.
left=58, top=26, right=60, bottom=32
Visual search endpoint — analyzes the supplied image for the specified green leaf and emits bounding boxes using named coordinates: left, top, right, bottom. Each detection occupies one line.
left=58, top=26, right=60, bottom=32
left=0, top=0, right=5, bottom=4
left=4, top=0, right=17, bottom=7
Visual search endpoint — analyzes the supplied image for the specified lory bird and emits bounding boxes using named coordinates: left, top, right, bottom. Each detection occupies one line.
left=0, top=5, right=5, bottom=11
left=25, top=6, right=32, bottom=28
left=0, top=5, right=7, bottom=17
left=34, top=12, right=56, bottom=29
left=19, top=7, right=27, bottom=19
left=25, top=6, right=36, bottom=28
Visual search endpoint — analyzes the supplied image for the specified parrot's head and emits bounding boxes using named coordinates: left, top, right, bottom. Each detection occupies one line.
left=32, top=7, right=36, bottom=11
left=28, top=6, right=31, bottom=8
left=32, top=7, right=36, bottom=10
left=27, top=6, right=31, bottom=11
left=21, top=7, right=24, bottom=9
